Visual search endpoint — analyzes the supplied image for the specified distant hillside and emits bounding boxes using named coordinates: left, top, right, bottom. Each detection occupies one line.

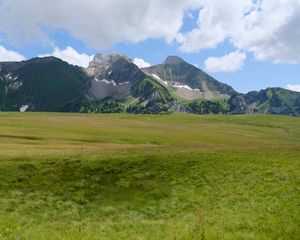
left=229, top=88, right=300, bottom=115
left=245, top=88, right=300, bottom=115
left=0, top=57, right=89, bottom=112
left=0, top=53, right=299, bottom=115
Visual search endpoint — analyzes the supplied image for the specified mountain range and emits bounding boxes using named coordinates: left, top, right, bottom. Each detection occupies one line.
left=0, top=53, right=299, bottom=115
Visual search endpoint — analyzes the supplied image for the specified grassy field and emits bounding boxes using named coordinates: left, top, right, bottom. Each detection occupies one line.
left=0, top=112, right=299, bottom=239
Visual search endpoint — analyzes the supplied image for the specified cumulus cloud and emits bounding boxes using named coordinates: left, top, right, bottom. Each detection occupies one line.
left=40, top=47, right=94, bottom=67
left=133, top=58, right=151, bottom=68
left=286, top=84, right=300, bottom=92
left=0, top=0, right=300, bottom=64
left=177, top=0, right=254, bottom=52
left=178, top=0, right=300, bottom=63
left=0, top=45, right=25, bottom=61
left=0, top=0, right=198, bottom=49
left=232, top=0, right=300, bottom=64
left=204, top=51, right=246, bottom=73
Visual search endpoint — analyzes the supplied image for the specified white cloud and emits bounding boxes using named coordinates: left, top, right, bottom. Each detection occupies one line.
left=40, top=47, right=94, bottom=68
left=178, top=0, right=300, bottom=64
left=1, top=0, right=300, bottom=65
left=204, top=51, right=246, bottom=73
left=133, top=58, right=151, bottom=68
left=232, top=0, right=300, bottom=64
left=0, top=45, right=25, bottom=61
left=178, top=0, right=254, bottom=52
left=0, top=0, right=199, bottom=49
left=286, top=84, right=300, bottom=92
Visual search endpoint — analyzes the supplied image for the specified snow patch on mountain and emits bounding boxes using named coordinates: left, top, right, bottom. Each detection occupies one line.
left=20, top=105, right=28, bottom=112
left=151, top=74, right=168, bottom=86
left=173, top=83, right=201, bottom=93
left=96, top=78, right=117, bottom=86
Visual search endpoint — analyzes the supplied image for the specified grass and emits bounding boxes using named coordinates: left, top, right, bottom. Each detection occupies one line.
left=0, top=112, right=299, bottom=239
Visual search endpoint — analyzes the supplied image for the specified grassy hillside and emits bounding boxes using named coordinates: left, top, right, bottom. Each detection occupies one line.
left=0, top=58, right=89, bottom=112
left=132, top=77, right=173, bottom=103
left=0, top=113, right=299, bottom=239
left=245, top=88, right=300, bottom=115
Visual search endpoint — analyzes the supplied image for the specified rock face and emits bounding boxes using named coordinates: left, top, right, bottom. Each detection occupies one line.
left=228, top=94, right=249, bottom=114
left=143, top=56, right=237, bottom=101
left=86, top=53, right=142, bottom=100
left=87, top=79, right=132, bottom=101
left=86, top=53, right=140, bottom=100
left=88, top=53, right=145, bottom=85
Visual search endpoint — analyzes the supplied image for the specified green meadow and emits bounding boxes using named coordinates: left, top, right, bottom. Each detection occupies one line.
left=0, top=112, right=299, bottom=239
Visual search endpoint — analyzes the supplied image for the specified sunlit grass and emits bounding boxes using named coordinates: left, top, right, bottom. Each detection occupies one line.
left=0, top=112, right=299, bottom=239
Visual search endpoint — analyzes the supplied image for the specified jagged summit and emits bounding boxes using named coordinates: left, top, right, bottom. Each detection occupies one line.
left=86, top=52, right=148, bottom=101
left=87, top=52, right=142, bottom=83
left=88, top=52, right=132, bottom=71
left=163, top=56, right=185, bottom=65
left=93, top=52, right=131, bottom=62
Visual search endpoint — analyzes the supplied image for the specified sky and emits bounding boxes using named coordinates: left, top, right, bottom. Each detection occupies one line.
left=0, top=0, right=299, bottom=93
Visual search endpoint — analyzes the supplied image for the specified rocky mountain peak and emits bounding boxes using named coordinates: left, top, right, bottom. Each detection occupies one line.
left=86, top=52, right=145, bottom=87
left=87, top=53, right=135, bottom=78
left=163, top=56, right=185, bottom=65
left=89, top=53, right=131, bottom=69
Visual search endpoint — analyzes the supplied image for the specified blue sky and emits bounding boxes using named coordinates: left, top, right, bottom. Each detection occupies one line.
left=0, top=0, right=299, bottom=93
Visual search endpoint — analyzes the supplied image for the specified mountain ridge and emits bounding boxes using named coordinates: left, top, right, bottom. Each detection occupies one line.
left=0, top=53, right=299, bottom=115
left=143, top=55, right=237, bottom=101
